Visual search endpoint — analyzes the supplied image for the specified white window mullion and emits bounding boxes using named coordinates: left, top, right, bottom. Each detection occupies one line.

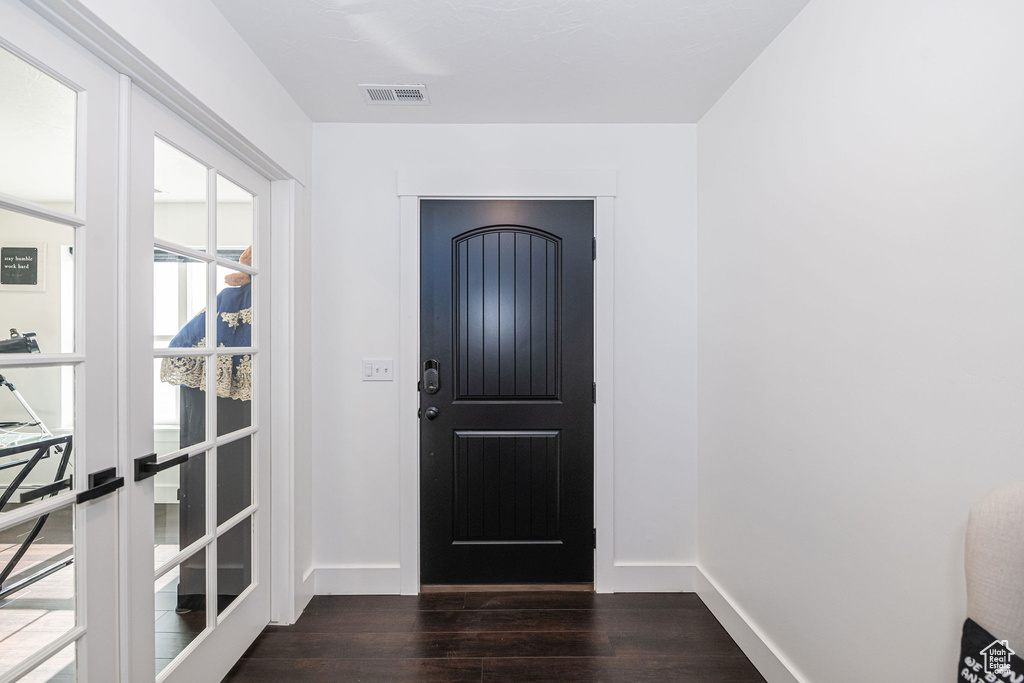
left=205, top=165, right=218, bottom=633
left=0, top=192, right=84, bottom=228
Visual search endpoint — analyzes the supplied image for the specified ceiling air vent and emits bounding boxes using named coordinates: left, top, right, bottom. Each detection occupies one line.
left=358, top=84, right=430, bottom=106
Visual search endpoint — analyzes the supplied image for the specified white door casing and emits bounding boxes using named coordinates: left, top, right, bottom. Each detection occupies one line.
left=396, top=170, right=617, bottom=594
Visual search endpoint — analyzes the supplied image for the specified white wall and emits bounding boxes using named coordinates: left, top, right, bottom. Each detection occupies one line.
left=697, top=0, right=1024, bottom=681
left=311, top=124, right=698, bottom=586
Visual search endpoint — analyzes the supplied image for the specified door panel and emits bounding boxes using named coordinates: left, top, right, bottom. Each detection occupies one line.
left=420, top=200, right=594, bottom=585
left=455, top=230, right=559, bottom=400
left=452, top=431, right=561, bottom=542
left=0, top=2, right=121, bottom=680
left=127, top=86, right=270, bottom=683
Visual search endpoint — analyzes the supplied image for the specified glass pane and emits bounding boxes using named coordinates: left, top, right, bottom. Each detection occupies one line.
left=216, top=516, right=251, bottom=616
left=153, top=250, right=206, bottom=349
left=216, top=436, right=250, bottom=526
left=154, top=452, right=206, bottom=571
left=216, top=176, right=253, bottom=266
left=0, top=366, right=73, bottom=515
left=0, top=46, right=76, bottom=211
left=0, top=506, right=75, bottom=677
left=0, top=209, right=75, bottom=354
left=19, top=641, right=74, bottom=682
left=154, top=358, right=208, bottom=458
left=154, top=138, right=207, bottom=250
left=155, top=549, right=207, bottom=676
left=215, top=267, right=252, bottom=349
left=216, top=356, right=252, bottom=437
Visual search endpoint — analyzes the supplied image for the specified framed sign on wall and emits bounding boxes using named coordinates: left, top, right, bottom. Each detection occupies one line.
left=0, top=243, right=46, bottom=291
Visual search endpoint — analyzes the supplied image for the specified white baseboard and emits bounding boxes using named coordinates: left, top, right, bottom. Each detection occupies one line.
left=293, top=566, right=315, bottom=617
left=694, top=567, right=806, bottom=683
left=607, top=563, right=699, bottom=593
left=312, top=563, right=700, bottom=595
left=313, top=565, right=402, bottom=595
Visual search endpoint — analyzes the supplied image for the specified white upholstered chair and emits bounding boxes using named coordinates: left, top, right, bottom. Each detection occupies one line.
left=965, top=482, right=1024, bottom=652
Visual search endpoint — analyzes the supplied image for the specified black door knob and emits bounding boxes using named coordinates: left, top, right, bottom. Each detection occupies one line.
left=425, top=407, right=439, bottom=420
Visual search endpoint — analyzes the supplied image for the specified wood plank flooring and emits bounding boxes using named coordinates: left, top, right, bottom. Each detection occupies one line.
left=224, top=591, right=765, bottom=682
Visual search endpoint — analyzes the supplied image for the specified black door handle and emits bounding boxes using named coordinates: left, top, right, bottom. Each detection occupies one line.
left=134, top=452, right=188, bottom=481
left=19, top=476, right=72, bottom=504
left=76, top=467, right=124, bottom=504
left=425, top=406, right=439, bottom=420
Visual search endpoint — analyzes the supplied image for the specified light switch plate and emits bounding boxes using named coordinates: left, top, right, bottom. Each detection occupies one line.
left=362, top=358, right=394, bottom=381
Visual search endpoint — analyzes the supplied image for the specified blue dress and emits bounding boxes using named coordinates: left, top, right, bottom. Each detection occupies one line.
left=160, top=283, right=252, bottom=401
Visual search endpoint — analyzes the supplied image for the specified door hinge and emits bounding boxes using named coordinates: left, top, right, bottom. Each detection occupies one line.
left=593, top=528, right=597, bottom=549
left=592, top=237, right=597, bottom=260
left=592, top=382, right=597, bottom=404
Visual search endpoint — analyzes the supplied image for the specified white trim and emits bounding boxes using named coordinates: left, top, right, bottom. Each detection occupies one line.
left=0, top=191, right=84, bottom=227
left=270, top=179, right=298, bottom=624
left=694, top=567, right=808, bottom=683
left=398, top=168, right=617, bottom=198
left=314, top=566, right=403, bottom=595
left=22, top=0, right=293, bottom=182
left=0, top=494, right=75, bottom=529
left=0, top=626, right=85, bottom=683
left=152, top=237, right=260, bottom=274
left=398, top=195, right=420, bottom=595
left=216, top=503, right=258, bottom=535
left=0, top=353, right=85, bottom=368
left=295, top=568, right=315, bottom=615
left=115, top=69, right=133, bottom=683
left=593, top=196, right=615, bottom=593
left=152, top=347, right=258, bottom=358
left=608, top=564, right=698, bottom=593
left=155, top=535, right=215, bottom=581
left=397, top=169, right=617, bottom=594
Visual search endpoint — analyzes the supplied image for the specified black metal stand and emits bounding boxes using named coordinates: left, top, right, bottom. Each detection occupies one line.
left=0, top=434, right=74, bottom=599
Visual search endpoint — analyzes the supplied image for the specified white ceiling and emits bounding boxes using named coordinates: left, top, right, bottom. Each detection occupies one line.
left=211, top=0, right=809, bottom=124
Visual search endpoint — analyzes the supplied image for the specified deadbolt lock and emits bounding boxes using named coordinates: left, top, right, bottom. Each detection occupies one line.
left=423, top=359, right=440, bottom=394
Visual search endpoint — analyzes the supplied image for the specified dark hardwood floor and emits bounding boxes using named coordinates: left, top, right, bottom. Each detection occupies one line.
left=224, top=591, right=766, bottom=682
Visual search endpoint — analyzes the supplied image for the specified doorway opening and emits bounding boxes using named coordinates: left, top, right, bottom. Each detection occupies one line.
left=397, top=169, right=617, bottom=595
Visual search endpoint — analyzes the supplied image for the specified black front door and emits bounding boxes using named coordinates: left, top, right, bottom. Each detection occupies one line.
left=420, top=199, right=594, bottom=584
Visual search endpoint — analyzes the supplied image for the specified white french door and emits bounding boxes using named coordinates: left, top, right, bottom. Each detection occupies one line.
left=0, top=2, right=121, bottom=681
left=125, top=87, right=271, bottom=682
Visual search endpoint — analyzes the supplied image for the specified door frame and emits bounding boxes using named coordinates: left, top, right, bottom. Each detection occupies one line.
left=397, top=169, right=617, bottom=594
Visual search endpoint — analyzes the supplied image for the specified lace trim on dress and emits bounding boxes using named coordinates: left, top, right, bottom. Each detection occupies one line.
left=159, top=338, right=252, bottom=401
